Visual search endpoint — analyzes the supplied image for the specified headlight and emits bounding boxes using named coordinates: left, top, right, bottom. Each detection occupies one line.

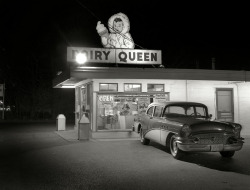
left=180, top=124, right=191, bottom=137
left=233, top=124, right=242, bottom=138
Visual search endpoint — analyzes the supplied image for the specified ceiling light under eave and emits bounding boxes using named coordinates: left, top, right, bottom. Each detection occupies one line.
left=61, top=85, right=75, bottom=88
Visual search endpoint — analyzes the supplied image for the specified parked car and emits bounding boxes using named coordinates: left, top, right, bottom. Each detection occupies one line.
left=133, top=101, right=244, bottom=159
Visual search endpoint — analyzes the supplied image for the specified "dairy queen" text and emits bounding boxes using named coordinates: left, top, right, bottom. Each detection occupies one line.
left=67, top=47, right=162, bottom=65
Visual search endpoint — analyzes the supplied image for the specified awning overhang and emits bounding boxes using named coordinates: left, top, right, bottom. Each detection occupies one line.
left=53, top=66, right=250, bottom=88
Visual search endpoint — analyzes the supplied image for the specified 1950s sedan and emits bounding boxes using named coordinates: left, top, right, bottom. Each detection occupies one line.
left=133, top=101, right=244, bottom=159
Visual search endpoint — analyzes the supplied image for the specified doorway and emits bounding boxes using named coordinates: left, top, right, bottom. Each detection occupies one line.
left=216, top=88, right=234, bottom=122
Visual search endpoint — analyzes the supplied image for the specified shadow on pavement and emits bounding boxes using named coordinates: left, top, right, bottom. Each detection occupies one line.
left=149, top=140, right=250, bottom=176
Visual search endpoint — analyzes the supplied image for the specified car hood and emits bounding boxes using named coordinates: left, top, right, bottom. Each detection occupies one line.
left=167, top=117, right=233, bottom=133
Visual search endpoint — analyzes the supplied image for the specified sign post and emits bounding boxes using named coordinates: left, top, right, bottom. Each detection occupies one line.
left=0, top=84, right=5, bottom=120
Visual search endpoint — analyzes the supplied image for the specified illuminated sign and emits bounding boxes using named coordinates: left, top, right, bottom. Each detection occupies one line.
left=67, top=13, right=162, bottom=65
left=67, top=47, right=162, bottom=65
left=98, top=95, right=114, bottom=102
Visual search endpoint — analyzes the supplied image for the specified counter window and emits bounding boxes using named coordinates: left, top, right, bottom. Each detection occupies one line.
left=96, top=93, right=169, bottom=131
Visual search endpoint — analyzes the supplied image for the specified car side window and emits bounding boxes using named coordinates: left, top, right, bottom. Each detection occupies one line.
left=195, top=106, right=206, bottom=117
left=169, top=106, right=185, bottom=114
left=154, top=106, right=162, bottom=117
left=147, top=106, right=154, bottom=117
left=163, top=106, right=185, bottom=117
left=186, top=106, right=195, bottom=115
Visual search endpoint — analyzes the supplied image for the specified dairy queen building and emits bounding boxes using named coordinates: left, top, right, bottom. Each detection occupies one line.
left=53, top=13, right=250, bottom=140
left=52, top=46, right=250, bottom=140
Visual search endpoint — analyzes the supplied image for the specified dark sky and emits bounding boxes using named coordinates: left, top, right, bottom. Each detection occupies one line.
left=1, top=0, right=249, bottom=114
left=1, top=0, right=250, bottom=76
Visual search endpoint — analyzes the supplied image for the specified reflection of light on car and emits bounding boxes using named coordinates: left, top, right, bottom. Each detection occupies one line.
left=0, top=105, right=11, bottom=111
left=6, top=106, right=11, bottom=111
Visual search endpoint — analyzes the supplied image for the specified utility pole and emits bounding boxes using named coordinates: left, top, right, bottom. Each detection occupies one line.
left=2, top=83, right=5, bottom=120
left=0, top=83, right=4, bottom=119
left=212, top=57, right=216, bottom=70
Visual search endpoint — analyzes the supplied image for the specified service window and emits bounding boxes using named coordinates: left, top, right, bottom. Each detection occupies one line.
left=124, top=84, right=141, bottom=92
left=147, top=84, right=164, bottom=92
left=99, top=83, right=118, bottom=91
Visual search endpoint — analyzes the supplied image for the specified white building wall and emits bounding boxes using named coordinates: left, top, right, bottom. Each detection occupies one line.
left=168, top=80, right=187, bottom=101
left=237, top=82, right=250, bottom=136
left=90, top=79, right=250, bottom=137
left=183, top=80, right=238, bottom=121
left=167, top=80, right=216, bottom=119
left=186, top=81, right=217, bottom=119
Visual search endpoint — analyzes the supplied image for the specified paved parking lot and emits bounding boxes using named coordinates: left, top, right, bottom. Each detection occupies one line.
left=0, top=121, right=250, bottom=190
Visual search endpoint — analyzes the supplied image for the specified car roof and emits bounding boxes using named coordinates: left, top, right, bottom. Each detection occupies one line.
left=149, top=101, right=207, bottom=107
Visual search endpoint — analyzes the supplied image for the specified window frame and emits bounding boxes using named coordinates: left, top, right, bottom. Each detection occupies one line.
left=146, top=106, right=154, bottom=117
left=99, top=83, right=118, bottom=92
left=147, top=84, right=164, bottom=92
left=124, top=83, right=142, bottom=92
left=154, top=106, right=163, bottom=117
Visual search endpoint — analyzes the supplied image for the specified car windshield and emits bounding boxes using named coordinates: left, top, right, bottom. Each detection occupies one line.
left=163, top=105, right=207, bottom=119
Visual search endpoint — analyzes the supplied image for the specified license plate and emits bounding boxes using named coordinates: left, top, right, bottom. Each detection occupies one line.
left=211, top=144, right=223, bottom=151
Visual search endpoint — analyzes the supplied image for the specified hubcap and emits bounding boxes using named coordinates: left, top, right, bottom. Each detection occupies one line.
left=173, top=140, right=177, bottom=153
left=171, top=138, right=178, bottom=155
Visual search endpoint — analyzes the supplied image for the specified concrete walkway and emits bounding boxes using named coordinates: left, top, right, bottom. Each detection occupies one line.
left=55, top=128, right=140, bottom=142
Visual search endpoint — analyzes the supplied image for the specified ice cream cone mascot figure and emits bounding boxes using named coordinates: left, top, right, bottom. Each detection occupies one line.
left=96, top=13, right=135, bottom=49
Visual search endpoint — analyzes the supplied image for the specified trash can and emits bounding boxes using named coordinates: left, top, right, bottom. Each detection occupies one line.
left=57, top=114, right=66, bottom=131
left=78, top=113, right=90, bottom=140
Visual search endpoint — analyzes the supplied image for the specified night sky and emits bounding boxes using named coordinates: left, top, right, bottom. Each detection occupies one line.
left=1, top=1, right=250, bottom=72
left=1, top=1, right=250, bottom=90
left=0, top=0, right=249, bottom=118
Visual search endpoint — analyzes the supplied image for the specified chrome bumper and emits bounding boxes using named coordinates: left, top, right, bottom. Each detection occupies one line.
left=177, top=142, right=244, bottom=152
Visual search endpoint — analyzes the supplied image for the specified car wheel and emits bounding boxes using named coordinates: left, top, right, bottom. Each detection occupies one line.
left=220, top=151, right=235, bottom=158
left=165, top=135, right=171, bottom=153
left=137, top=124, right=141, bottom=134
left=140, top=128, right=150, bottom=145
left=170, top=135, right=184, bottom=159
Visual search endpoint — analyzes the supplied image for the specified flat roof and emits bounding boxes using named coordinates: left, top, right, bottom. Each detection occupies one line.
left=53, top=67, right=250, bottom=88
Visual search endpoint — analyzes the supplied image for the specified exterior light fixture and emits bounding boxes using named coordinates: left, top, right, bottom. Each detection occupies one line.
left=76, top=52, right=87, bottom=64
left=61, top=85, right=75, bottom=88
